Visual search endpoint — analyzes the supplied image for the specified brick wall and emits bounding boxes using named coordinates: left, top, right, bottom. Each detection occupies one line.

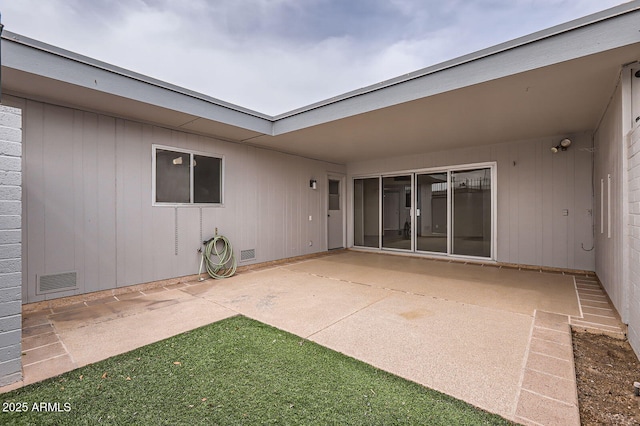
left=629, top=125, right=640, bottom=358
left=0, top=105, right=22, bottom=386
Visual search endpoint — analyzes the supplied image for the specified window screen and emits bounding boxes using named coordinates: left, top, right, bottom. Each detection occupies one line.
left=154, top=146, right=223, bottom=205
left=194, top=155, right=222, bottom=203
left=155, top=149, right=190, bottom=203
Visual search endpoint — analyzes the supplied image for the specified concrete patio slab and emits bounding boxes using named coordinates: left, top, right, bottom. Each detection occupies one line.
left=201, top=267, right=392, bottom=338
left=3, top=250, right=611, bottom=426
left=288, top=251, right=581, bottom=316
left=58, top=297, right=237, bottom=367
left=308, top=291, right=532, bottom=420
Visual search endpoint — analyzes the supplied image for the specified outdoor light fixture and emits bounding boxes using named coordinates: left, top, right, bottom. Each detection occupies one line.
left=551, top=138, right=572, bottom=153
left=310, top=179, right=317, bottom=190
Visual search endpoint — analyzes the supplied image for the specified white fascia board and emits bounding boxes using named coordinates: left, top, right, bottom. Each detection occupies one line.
left=272, top=1, right=640, bottom=135
left=1, top=31, right=274, bottom=135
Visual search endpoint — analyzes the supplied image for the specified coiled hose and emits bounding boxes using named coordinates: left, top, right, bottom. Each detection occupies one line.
left=200, top=234, right=237, bottom=279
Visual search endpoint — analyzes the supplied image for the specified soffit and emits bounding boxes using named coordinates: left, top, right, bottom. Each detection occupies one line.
left=246, top=44, right=638, bottom=164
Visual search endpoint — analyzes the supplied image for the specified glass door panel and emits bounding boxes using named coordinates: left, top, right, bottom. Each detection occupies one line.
left=353, top=178, right=380, bottom=248
left=416, top=172, right=448, bottom=253
left=382, top=175, right=412, bottom=250
left=451, top=168, right=492, bottom=257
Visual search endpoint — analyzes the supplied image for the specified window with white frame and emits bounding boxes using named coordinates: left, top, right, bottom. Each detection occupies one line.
left=153, top=145, right=223, bottom=205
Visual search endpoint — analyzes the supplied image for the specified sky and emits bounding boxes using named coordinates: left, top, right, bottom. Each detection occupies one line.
left=0, top=0, right=630, bottom=115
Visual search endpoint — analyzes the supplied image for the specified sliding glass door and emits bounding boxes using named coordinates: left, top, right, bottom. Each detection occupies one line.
left=451, top=168, right=492, bottom=257
left=353, top=178, right=380, bottom=248
left=382, top=175, right=412, bottom=250
left=416, top=172, right=448, bottom=253
left=353, top=164, right=494, bottom=259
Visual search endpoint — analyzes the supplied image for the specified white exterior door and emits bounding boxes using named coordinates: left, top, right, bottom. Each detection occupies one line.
left=328, top=177, right=344, bottom=249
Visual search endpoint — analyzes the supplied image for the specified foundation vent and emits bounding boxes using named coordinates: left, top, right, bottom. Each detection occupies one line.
left=37, top=272, right=77, bottom=295
left=240, top=249, right=256, bottom=262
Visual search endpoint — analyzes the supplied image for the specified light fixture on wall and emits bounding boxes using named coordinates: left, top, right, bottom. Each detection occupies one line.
left=551, top=138, right=572, bottom=153
left=310, top=179, right=317, bottom=190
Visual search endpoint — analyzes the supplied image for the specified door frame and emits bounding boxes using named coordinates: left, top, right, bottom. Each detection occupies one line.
left=351, top=161, right=497, bottom=261
left=381, top=173, right=414, bottom=252
left=415, top=170, right=450, bottom=255
left=327, top=173, right=346, bottom=250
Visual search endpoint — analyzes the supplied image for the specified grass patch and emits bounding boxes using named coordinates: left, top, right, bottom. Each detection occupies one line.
left=1, top=316, right=511, bottom=425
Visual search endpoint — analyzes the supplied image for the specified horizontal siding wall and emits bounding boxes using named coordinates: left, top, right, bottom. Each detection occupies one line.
left=14, top=97, right=344, bottom=303
left=347, top=133, right=595, bottom=271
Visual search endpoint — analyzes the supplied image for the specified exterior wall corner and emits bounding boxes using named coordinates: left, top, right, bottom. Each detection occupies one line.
left=0, top=104, right=23, bottom=386
left=627, top=120, right=640, bottom=358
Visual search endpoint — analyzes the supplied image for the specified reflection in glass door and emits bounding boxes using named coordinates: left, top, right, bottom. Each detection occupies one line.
left=382, top=175, right=412, bottom=250
left=353, top=178, right=380, bottom=248
left=353, top=164, right=493, bottom=259
left=451, top=168, right=492, bottom=257
left=416, top=173, right=448, bottom=253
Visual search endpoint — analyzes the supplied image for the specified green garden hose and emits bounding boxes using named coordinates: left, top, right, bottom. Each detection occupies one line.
left=200, top=234, right=237, bottom=279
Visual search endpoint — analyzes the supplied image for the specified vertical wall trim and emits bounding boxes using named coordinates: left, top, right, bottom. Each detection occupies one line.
left=607, top=173, right=612, bottom=238
left=377, top=176, right=382, bottom=249
left=620, top=66, right=633, bottom=337
left=492, top=164, right=498, bottom=261
left=411, top=174, right=416, bottom=252
left=621, top=132, right=631, bottom=322
left=600, top=178, right=604, bottom=234
left=199, top=207, right=203, bottom=244
left=446, top=170, right=452, bottom=255
left=174, top=207, right=178, bottom=256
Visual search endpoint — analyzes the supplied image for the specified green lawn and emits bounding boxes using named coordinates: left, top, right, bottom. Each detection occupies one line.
left=1, top=316, right=512, bottom=425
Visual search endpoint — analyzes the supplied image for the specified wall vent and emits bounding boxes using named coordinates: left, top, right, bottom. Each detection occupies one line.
left=37, top=272, right=77, bottom=295
left=240, top=249, right=256, bottom=262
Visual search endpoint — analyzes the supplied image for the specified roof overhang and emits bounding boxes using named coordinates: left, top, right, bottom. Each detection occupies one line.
left=0, top=32, right=273, bottom=142
left=2, top=2, right=640, bottom=164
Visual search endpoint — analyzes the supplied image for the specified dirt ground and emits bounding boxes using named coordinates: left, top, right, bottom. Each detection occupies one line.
left=573, top=330, right=640, bottom=425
